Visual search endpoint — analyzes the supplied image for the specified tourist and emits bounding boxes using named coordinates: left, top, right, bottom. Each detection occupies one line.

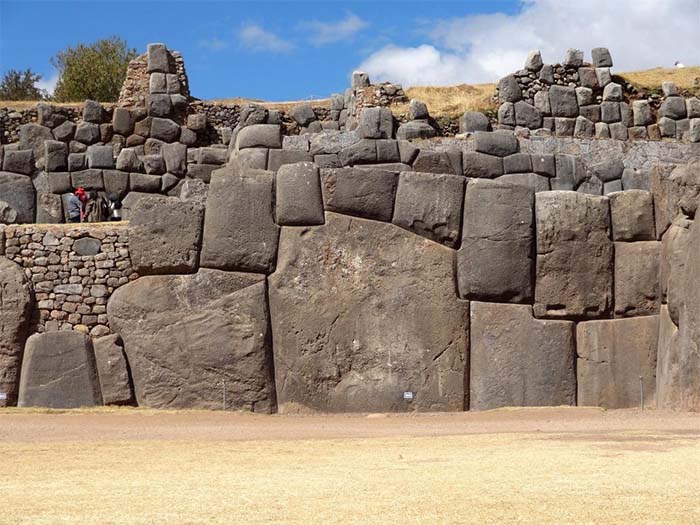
left=83, top=190, right=104, bottom=222
left=107, top=194, right=123, bottom=222
left=67, top=189, right=84, bottom=223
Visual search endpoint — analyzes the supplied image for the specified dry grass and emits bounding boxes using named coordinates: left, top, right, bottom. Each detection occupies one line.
left=2, top=408, right=700, bottom=524
left=618, top=66, right=700, bottom=95
left=1, top=66, right=698, bottom=116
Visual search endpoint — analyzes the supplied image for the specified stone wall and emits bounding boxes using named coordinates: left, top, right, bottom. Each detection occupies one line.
left=1, top=42, right=700, bottom=413
left=495, top=47, right=700, bottom=142
left=2, top=223, right=135, bottom=336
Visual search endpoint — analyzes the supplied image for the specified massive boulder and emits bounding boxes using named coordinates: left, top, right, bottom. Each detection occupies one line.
left=129, top=194, right=204, bottom=275
left=577, top=316, right=658, bottom=409
left=0, top=257, right=32, bottom=407
left=18, top=331, right=102, bottom=408
left=469, top=301, right=576, bottom=410
left=107, top=270, right=276, bottom=411
left=457, top=179, right=534, bottom=303
left=534, top=191, right=613, bottom=319
left=200, top=166, right=279, bottom=274
left=268, top=212, right=469, bottom=413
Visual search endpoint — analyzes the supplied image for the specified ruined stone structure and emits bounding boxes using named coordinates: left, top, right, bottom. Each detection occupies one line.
left=0, top=44, right=699, bottom=412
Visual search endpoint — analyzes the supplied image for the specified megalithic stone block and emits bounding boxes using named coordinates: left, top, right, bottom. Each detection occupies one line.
left=457, top=179, right=534, bottom=303
left=469, top=301, right=575, bottom=410
left=18, top=331, right=103, bottom=408
left=534, top=191, right=613, bottom=319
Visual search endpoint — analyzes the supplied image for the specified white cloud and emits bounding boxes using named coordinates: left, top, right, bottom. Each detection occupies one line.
left=239, top=24, right=293, bottom=53
left=301, top=13, right=368, bottom=46
left=35, top=72, right=58, bottom=96
left=358, top=0, right=700, bottom=87
left=199, top=37, right=229, bottom=52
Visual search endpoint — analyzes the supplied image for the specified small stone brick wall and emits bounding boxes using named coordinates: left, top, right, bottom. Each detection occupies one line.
left=1, top=223, right=136, bottom=336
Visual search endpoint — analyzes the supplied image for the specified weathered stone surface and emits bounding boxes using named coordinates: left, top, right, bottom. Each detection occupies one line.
left=289, top=104, right=316, bottom=126
left=73, top=237, right=101, bottom=256
left=577, top=316, right=657, bottom=409
left=412, top=150, right=459, bottom=175
left=162, top=142, right=187, bottom=176
left=268, top=149, right=313, bottom=172
left=338, top=139, right=377, bottom=166
left=503, top=153, right=531, bottom=174
left=321, top=167, right=397, bottom=222
left=103, top=169, right=129, bottom=198
left=19, top=123, right=52, bottom=160
left=0, top=172, right=35, bottom=223
left=275, top=162, right=324, bottom=226
left=392, top=171, right=465, bottom=247
left=659, top=217, right=691, bottom=321
left=395, top=120, right=436, bottom=140
left=469, top=302, right=575, bottom=410
left=86, top=145, right=114, bottom=169
left=514, top=100, right=542, bottom=129
left=235, top=124, right=282, bottom=149
left=200, top=167, right=279, bottom=273
left=130, top=173, right=161, bottom=192
left=462, top=152, right=504, bottom=178
left=659, top=96, right=687, bottom=120
left=146, top=94, right=172, bottom=117
left=592, top=47, right=613, bottom=67
left=497, top=173, right=550, bottom=193
left=44, top=140, right=67, bottom=172
left=534, top=191, right=613, bottom=319
left=2, top=149, right=33, bottom=175
left=474, top=131, right=519, bottom=157
left=608, top=190, right=655, bottom=241
left=549, top=85, right=578, bottom=117
left=108, top=270, right=275, bottom=411
left=498, top=74, right=522, bottom=103
left=614, top=241, right=660, bottom=318
left=36, top=192, right=63, bottom=223
left=130, top=194, right=204, bottom=274
left=269, top=212, right=469, bottom=413
left=74, top=122, right=100, bottom=145
left=498, top=102, right=516, bottom=126
left=18, top=332, right=102, bottom=408
left=458, top=179, right=534, bottom=302
left=150, top=117, right=180, bottom=142
left=83, top=100, right=103, bottom=123
left=93, top=334, right=133, bottom=405
left=459, top=111, right=490, bottom=133
left=0, top=257, right=32, bottom=406
left=655, top=305, right=682, bottom=409
left=633, top=100, right=654, bottom=126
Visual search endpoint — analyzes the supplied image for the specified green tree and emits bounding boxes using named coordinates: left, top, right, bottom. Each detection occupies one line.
left=0, top=69, right=47, bottom=100
left=51, top=36, right=137, bottom=102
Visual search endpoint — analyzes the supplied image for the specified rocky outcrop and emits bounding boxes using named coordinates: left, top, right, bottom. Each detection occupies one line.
left=107, top=269, right=276, bottom=411
left=18, top=331, right=102, bottom=408
left=269, top=212, right=469, bottom=413
left=0, top=257, right=32, bottom=406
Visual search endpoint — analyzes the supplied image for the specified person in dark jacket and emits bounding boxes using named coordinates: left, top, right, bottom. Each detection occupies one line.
left=68, top=188, right=86, bottom=223
left=107, top=194, right=122, bottom=222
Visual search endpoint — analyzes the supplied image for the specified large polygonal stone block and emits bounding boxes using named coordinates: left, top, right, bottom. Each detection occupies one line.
left=549, top=85, right=579, bottom=117
left=474, top=131, right=519, bottom=157
left=200, top=167, right=279, bottom=273
left=357, top=107, right=393, bottom=139
left=577, top=316, right=658, bottom=409
left=392, top=171, right=465, bottom=247
left=0, top=257, right=32, bottom=406
left=129, top=195, right=204, bottom=275
left=235, top=124, right=282, bottom=150
left=18, top=331, right=102, bottom=408
left=320, top=167, right=397, bottom=222
left=107, top=270, right=276, bottom=411
left=269, top=212, right=469, bottom=413
left=469, top=302, right=576, bottom=410
left=614, top=241, right=660, bottom=318
left=457, top=179, right=534, bottom=302
left=608, top=190, right=655, bottom=241
left=534, top=191, right=612, bottom=319
left=275, top=162, right=324, bottom=226
left=93, top=334, right=134, bottom=406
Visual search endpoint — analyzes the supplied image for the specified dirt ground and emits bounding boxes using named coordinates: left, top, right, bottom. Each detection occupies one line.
left=1, top=407, right=699, bottom=524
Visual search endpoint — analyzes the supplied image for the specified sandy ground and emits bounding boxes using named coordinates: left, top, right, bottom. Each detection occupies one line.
left=1, top=407, right=699, bottom=524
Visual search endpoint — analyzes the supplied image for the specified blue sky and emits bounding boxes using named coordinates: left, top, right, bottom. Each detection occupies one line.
left=1, top=0, right=698, bottom=101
